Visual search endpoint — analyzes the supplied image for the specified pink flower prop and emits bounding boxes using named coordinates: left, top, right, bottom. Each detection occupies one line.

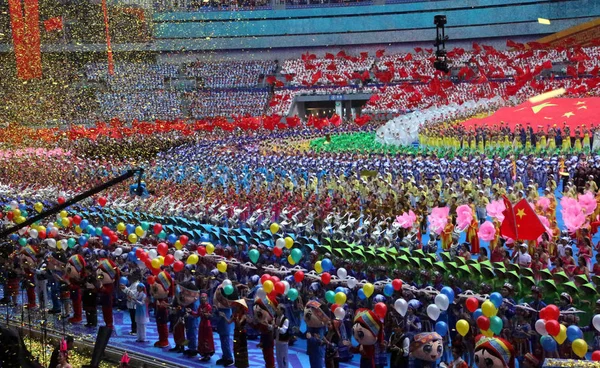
left=478, top=221, right=496, bottom=242
left=486, top=200, right=505, bottom=222
left=561, top=198, right=586, bottom=232
left=395, top=210, right=417, bottom=229
left=536, top=197, right=550, bottom=211
left=428, top=207, right=449, bottom=235
left=456, top=205, right=473, bottom=231
left=578, top=192, right=597, bottom=216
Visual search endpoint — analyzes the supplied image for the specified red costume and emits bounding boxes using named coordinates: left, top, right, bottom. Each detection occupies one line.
left=197, top=299, right=215, bottom=357
left=67, top=254, right=86, bottom=324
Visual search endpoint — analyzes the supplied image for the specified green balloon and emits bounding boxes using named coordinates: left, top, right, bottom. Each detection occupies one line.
left=224, top=284, right=234, bottom=296
left=140, top=222, right=149, bottom=231
left=249, top=249, right=260, bottom=264
left=325, top=290, right=336, bottom=304
left=490, top=316, right=503, bottom=335
left=18, top=237, right=27, bottom=247
left=158, top=230, right=167, bottom=239
left=67, top=238, right=76, bottom=248
left=291, top=248, right=302, bottom=263
left=288, top=288, right=298, bottom=301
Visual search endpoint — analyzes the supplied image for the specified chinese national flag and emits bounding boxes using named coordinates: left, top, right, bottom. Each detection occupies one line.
left=44, top=16, right=63, bottom=32
left=501, top=197, right=545, bottom=241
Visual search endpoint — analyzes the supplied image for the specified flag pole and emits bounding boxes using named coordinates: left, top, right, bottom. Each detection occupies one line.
left=101, top=0, right=114, bottom=75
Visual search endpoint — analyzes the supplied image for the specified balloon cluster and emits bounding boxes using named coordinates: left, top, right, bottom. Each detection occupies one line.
left=534, top=305, right=588, bottom=358
left=457, top=292, right=504, bottom=338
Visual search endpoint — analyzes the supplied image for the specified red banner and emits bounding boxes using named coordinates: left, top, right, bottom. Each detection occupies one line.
left=44, top=16, right=63, bottom=32
left=8, top=0, right=42, bottom=79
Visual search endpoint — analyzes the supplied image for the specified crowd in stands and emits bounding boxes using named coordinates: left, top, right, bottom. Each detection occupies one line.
left=281, top=55, right=374, bottom=86
left=97, top=91, right=182, bottom=121
left=183, top=60, right=276, bottom=88
left=84, top=62, right=179, bottom=91
left=188, top=89, right=270, bottom=118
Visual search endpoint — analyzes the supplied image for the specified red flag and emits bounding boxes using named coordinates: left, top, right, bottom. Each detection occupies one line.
left=325, top=53, right=335, bottom=60
left=326, top=63, right=337, bottom=71
left=512, top=199, right=546, bottom=241
left=44, top=16, right=63, bottom=31
left=375, top=49, right=385, bottom=58
left=500, top=196, right=518, bottom=240
left=360, top=52, right=368, bottom=61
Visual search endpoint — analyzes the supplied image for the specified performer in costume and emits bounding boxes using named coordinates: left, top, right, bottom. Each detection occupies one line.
left=352, top=308, right=383, bottom=368
left=474, top=335, right=515, bottom=368
left=177, top=281, right=200, bottom=356
left=66, top=254, right=86, bottom=324
left=304, top=300, right=329, bottom=368
left=151, top=270, right=174, bottom=348
left=97, top=258, right=119, bottom=330
left=409, top=332, right=444, bottom=368
left=198, top=292, right=216, bottom=362
left=19, top=245, right=39, bottom=309
left=252, top=296, right=277, bottom=368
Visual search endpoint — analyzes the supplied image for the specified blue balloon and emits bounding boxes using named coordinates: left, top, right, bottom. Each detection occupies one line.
left=19, top=204, right=27, bottom=211
left=80, top=219, right=89, bottom=229
left=101, top=235, right=110, bottom=246
left=86, top=225, right=95, bottom=234
left=373, top=294, right=386, bottom=303
left=126, top=224, right=135, bottom=235
left=335, top=286, right=345, bottom=294
left=357, top=289, right=366, bottom=300
left=167, top=233, right=178, bottom=244
left=566, top=325, right=583, bottom=342
left=128, top=251, right=137, bottom=262
left=383, top=284, right=394, bottom=297
left=541, top=335, right=557, bottom=352
left=473, top=308, right=483, bottom=320
left=321, top=258, right=332, bottom=272
left=490, top=292, right=503, bottom=309
left=435, top=321, right=448, bottom=337
left=119, top=276, right=129, bottom=286
left=441, top=286, right=455, bottom=302
left=78, top=236, right=87, bottom=246
left=9, top=234, right=19, bottom=241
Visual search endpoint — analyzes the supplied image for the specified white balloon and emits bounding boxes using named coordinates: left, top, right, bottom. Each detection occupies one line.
left=394, top=299, right=408, bottom=317
left=140, top=231, right=147, bottom=238
left=18, top=228, right=27, bottom=235
left=46, top=239, right=57, bottom=248
left=427, top=304, right=441, bottom=321
left=174, top=250, right=184, bottom=260
left=222, top=279, right=232, bottom=287
left=148, top=249, right=158, bottom=260
left=10, top=201, right=18, bottom=210
left=256, top=288, right=267, bottom=300
left=282, top=281, right=290, bottom=295
left=114, top=247, right=123, bottom=256
left=434, top=294, right=449, bottom=311
left=336, top=267, right=347, bottom=279
left=275, top=238, right=286, bottom=249
left=593, top=314, right=600, bottom=332
left=29, top=229, right=38, bottom=239
left=346, top=277, right=357, bottom=289
left=535, top=319, right=548, bottom=336
left=334, top=307, right=346, bottom=320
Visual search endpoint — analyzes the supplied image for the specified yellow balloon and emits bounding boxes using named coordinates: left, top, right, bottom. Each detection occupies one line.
left=135, top=226, right=144, bottom=237
left=13, top=209, right=21, bottom=217
left=217, top=261, right=227, bottom=273
left=315, top=261, right=323, bottom=274
left=206, top=243, right=215, bottom=255
left=572, top=338, right=588, bottom=358
left=481, top=300, right=497, bottom=318
left=59, top=210, right=67, bottom=218
left=187, top=254, right=199, bottom=265
left=554, top=324, right=567, bottom=344
left=34, top=203, right=43, bottom=213
left=61, top=217, right=70, bottom=227
left=128, top=233, right=138, bottom=243
left=284, top=237, right=294, bottom=249
left=151, top=258, right=161, bottom=269
left=456, top=319, right=469, bottom=337
left=334, top=292, right=347, bottom=305
left=158, top=256, right=165, bottom=265
left=263, top=280, right=274, bottom=293
left=363, top=283, right=374, bottom=298
left=15, top=216, right=25, bottom=224
left=174, top=240, right=183, bottom=250
left=482, top=329, right=494, bottom=337
left=75, top=225, right=82, bottom=234
left=116, top=222, right=126, bottom=232
left=287, top=255, right=296, bottom=265
left=270, top=223, right=280, bottom=234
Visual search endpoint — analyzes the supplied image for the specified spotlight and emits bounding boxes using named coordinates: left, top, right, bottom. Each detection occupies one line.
left=434, top=15, right=447, bottom=26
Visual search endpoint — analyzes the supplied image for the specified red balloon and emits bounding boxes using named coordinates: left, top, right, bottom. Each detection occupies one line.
left=261, top=274, right=271, bottom=285
left=147, top=276, right=155, bottom=285
left=179, top=235, right=189, bottom=245
left=164, top=254, right=175, bottom=266
left=274, top=281, right=286, bottom=295
left=157, top=242, right=169, bottom=257
left=109, top=233, right=119, bottom=243
left=139, top=252, right=149, bottom=262
left=392, top=279, right=403, bottom=291
left=7, top=212, right=13, bottom=221
left=72, top=215, right=82, bottom=225
left=331, top=303, right=339, bottom=313
left=273, top=247, right=283, bottom=257
left=97, top=197, right=107, bottom=207
left=545, top=305, right=560, bottom=321
left=592, top=350, right=600, bottom=361
left=151, top=267, right=160, bottom=275
left=271, top=276, right=280, bottom=284
left=57, top=196, right=65, bottom=205
left=173, top=260, right=184, bottom=272
left=321, top=272, right=331, bottom=285
left=38, top=230, right=46, bottom=239
left=466, top=297, right=479, bottom=313
left=198, top=246, right=206, bottom=256
left=135, top=248, right=144, bottom=258
left=102, top=226, right=111, bottom=236
left=374, top=302, right=387, bottom=319
left=153, top=223, right=163, bottom=235
left=294, top=271, right=304, bottom=283
left=477, top=316, right=491, bottom=331
left=545, top=320, right=560, bottom=336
